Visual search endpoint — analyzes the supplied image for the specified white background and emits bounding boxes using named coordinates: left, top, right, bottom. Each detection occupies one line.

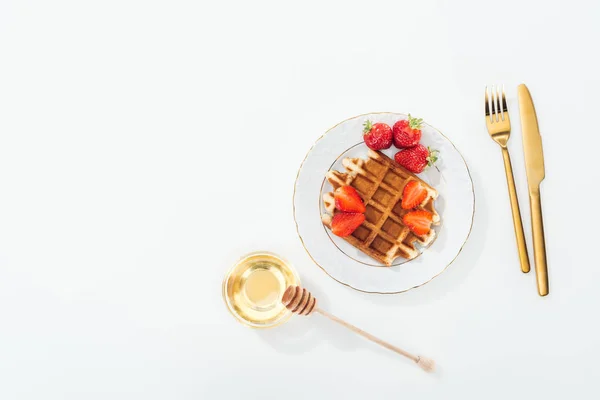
left=1, top=1, right=599, bottom=399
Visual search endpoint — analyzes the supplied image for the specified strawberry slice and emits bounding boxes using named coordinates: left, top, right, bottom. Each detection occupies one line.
left=331, top=213, right=365, bottom=237
left=334, top=186, right=366, bottom=213
left=402, top=210, right=433, bottom=236
left=401, top=181, right=428, bottom=209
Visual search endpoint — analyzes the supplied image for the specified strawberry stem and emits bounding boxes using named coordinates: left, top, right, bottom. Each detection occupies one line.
left=426, top=147, right=439, bottom=166
left=407, top=114, right=424, bottom=130
left=362, top=120, right=373, bottom=134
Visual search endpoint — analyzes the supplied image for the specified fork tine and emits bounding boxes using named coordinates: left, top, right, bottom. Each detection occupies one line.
left=496, top=85, right=503, bottom=121
left=501, top=84, right=508, bottom=113
left=485, top=86, right=490, bottom=120
left=491, top=85, right=497, bottom=122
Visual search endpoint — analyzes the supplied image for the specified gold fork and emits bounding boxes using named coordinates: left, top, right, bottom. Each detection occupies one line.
left=485, top=85, right=530, bottom=274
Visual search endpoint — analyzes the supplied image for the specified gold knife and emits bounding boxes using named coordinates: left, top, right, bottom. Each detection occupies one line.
left=517, top=84, right=549, bottom=296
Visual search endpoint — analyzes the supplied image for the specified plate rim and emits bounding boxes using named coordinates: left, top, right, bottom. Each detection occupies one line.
left=292, top=111, right=476, bottom=294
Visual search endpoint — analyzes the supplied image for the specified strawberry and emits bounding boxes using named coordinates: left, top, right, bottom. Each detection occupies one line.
left=363, top=120, right=393, bottom=150
left=393, top=114, right=423, bottom=148
left=401, top=181, right=428, bottom=209
left=394, top=145, right=439, bottom=174
left=334, top=185, right=366, bottom=213
left=331, top=212, right=365, bottom=237
left=402, top=210, right=433, bottom=236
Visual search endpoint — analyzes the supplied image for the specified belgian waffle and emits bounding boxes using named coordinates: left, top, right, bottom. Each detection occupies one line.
left=321, top=149, right=440, bottom=266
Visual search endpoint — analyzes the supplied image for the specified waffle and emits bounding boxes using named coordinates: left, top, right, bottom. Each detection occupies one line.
left=321, top=149, right=440, bottom=266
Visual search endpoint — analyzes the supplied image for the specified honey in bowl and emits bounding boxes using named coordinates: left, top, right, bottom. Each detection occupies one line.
left=223, top=252, right=299, bottom=328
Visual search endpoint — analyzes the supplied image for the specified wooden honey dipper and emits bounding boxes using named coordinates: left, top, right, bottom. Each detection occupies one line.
left=282, top=285, right=436, bottom=373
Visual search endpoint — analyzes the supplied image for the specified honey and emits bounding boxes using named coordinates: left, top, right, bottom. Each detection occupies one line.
left=223, top=252, right=299, bottom=328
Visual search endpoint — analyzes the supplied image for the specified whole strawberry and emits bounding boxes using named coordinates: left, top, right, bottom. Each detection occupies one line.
left=393, top=114, right=423, bottom=148
left=363, top=120, right=393, bottom=150
left=394, top=145, right=439, bottom=173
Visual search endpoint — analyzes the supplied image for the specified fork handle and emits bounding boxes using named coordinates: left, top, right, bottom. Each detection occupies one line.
left=501, top=147, right=531, bottom=273
left=529, top=189, right=549, bottom=296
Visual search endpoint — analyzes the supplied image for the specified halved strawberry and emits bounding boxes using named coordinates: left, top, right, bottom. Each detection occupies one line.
left=401, top=181, right=428, bottom=209
left=334, top=185, right=366, bottom=213
left=331, top=213, right=365, bottom=237
left=402, top=210, right=433, bottom=236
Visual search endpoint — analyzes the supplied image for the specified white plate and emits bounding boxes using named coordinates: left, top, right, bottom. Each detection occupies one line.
left=293, top=112, right=474, bottom=294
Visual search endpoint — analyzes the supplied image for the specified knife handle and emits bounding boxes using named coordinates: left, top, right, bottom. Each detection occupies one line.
left=530, top=189, right=549, bottom=296
left=501, top=147, right=531, bottom=274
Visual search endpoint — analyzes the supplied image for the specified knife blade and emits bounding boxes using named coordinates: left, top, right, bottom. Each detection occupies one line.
left=518, top=84, right=545, bottom=189
left=518, top=84, right=549, bottom=296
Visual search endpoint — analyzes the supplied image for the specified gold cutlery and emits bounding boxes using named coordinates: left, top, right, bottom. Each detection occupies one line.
left=485, top=85, right=531, bottom=274
left=518, top=84, right=549, bottom=296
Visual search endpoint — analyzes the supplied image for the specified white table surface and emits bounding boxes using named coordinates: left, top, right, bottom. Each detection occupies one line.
left=1, top=1, right=599, bottom=399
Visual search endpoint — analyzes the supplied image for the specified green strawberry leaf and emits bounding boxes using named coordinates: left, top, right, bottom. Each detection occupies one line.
left=407, top=114, right=424, bottom=130
left=426, top=147, right=440, bottom=166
